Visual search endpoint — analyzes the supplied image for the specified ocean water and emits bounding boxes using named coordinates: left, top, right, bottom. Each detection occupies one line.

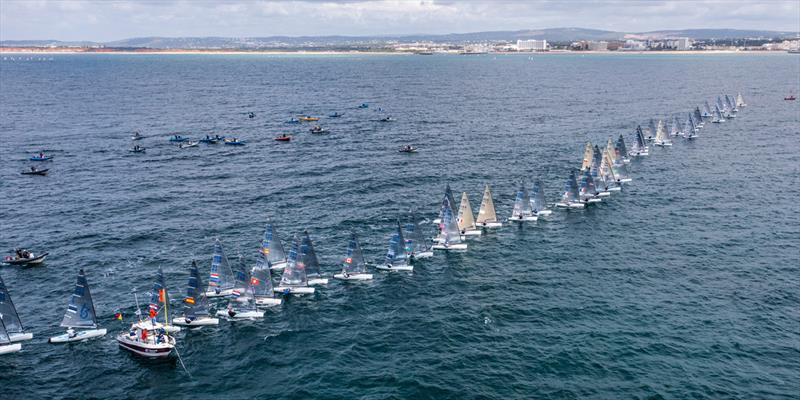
left=0, top=53, right=798, bottom=399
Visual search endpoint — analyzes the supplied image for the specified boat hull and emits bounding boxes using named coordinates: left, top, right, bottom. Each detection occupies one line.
left=333, top=273, right=374, bottom=281
left=3, top=254, right=48, bottom=266
left=274, top=286, right=315, bottom=295
left=507, top=216, right=538, bottom=222
left=307, top=278, right=329, bottom=286
left=375, top=264, right=414, bottom=271
left=432, top=243, right=468, bottom=251
left=476, top=221, right=503, bottom=228
left=117, top=334, right=174, bottom=358
left=269, top=261, right=288, bottom=271
left=0, top=343, right=22, bottom=355
left=171, top=316, right=219, bottom=326
left=462, top=229, right=482, bottom=236
left=49, top=328, right=107, bottom=343
left=215, top=309, right=264, bottom=319
left=535, top=210, right=553, bottom=216
left=8, top=332, right=33, bottom=342
left=411, top=250, right=434, bottom=259
left=255, top=297, right=283, bottom=306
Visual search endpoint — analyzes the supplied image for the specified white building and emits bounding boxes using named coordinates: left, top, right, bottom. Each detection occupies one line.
left=588, top=41, right=608, bottom=51
left=621, top=40, right=647, bottom=51
left=666, top=37, right=692, bottom=50
left=517, top=39, right=547, bottom=51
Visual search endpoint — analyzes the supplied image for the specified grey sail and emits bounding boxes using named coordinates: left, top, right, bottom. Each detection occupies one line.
left=531, top=180, right=547, bottom=213
left=0, top=313, right=10, bottom=344
left=262, top=221, right=287, bottom=265
left=343, top=232, right=368, bottom=274
left=404, top=212, right=429, bottom=255
left=184, top=261, right=209, bottom=319
left=441, top=201, right=463, bottom=245
left=300, top=231, right=322, bottom=278
left=250, top=254, right=275, bottom=297
left=438, top=184, right=458, bottom=222
left=279, top=236, right=307, bottom=287
left=0, top=274, right=24, bottom=334
left=60, top=269, right=98, bottom=329
left=385, top=221, right=408, bottom=266
left=208, top=239, right=235, bottom=293
left=616, top=135, right=628, bottom=157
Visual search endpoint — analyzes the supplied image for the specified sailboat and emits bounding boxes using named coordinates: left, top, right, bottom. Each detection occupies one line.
left=712, top=104, right=725, bottom=123
left=334, top=232, right=374, bottom=280
left=432, top=184, right=458, bottom=224
left=206, top=239, right=238, bottom=298
left=432, top=203, right=468, bottom=251
left=555, top=170, right=586, bottom=209
left=117, top=268, right=177, bottom=358
left=377, top=221, right=414, bottom=271
left=669, top=116, right=681, bottom=137
left=693, top=107, right=705, bottom=128
left=261, top=221, right=288, bottom=270
left=646, top=119, right=657, bottom=142
left=615, top=135, right=630, bottom=164
left=457, top=192, right=482, bottom=236
left=0, top=273, right=33, bottom=342
left=216, top=270, right=264, bottom=320
left=736, top=93, right=746, bottom=108
left=589, top=150, right=612, bottom=198
left=508, top=183, right=537, bottom=222
left=685, top=113, right=699, bottom=139
left=599, top=149, right=622, bottom=191
left=300, top=231, right=328, bottom=285
left=251, top=253, right=282, bottom=306
left=580, top=142, right=594, bottom=172
left=725, top=95, right=738, bottom=115
left=608, top=145, right=632, bottom=183
left=653, top=118, right=673, bottom=147
left=404, top=213, right=434, bottom=259
left=49, top=269, right=107, bottom=343
left=172, top=261, right=219, bottom=326
left=702, top=101, right=713, bottom=118
left=579, top=169, right=603, bottom=204
left=273, top=236, right=315, bottom=295
left=629, top=125, right=649, bottom=157
left=475, top=184, right=503, bottom=228
left=0, top=312, right=21, bottom=355
left=531, top=179, right=554, bottom=215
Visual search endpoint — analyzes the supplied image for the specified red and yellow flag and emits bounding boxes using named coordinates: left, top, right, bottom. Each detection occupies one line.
left=158, top=288, right=165, bottom=303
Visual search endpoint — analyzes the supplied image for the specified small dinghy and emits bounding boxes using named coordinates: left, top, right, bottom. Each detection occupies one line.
left=248, top=112, right=255, bottom=119
left=378, top=116, right=396, bottom=122
left=508, top=183, right=538, bottom=222
left=298, top=116, right=320, bottom=122
left=589, top=148, right=612, bottom=197
left=0, top=273, right=33, bottom=342
left=328, top=112, right=344, bottom=118
left=457, top=192, right=482, bottom=236
left=555, top=170, right=586, bottom=209
left=49, top=269, right=107, bottom=343
left=216, top=273, right=265, bottom=320
left=476, top=184, right=503, bottom=228
left=702, top=101, right=713, bottom=118
left=0, top=313, right=21, bottom=355
left=653, top=119, right=673, bottom=147
left=358, top=103, right=369, bottom=109
left=432, top=184, right=458, bottom=225
left=629, top=125, right=649, bottom=157
left=274, top=134, right=292, bottom=142
left=579, top=169, right=603, bottom=204
left=205, top=239, right=243, bottom=298
left=684, top=113, right=699, bottom=140
left=224, top=138, right=246, bottom=146
left=129, top=145, right=146, bottom=153
left=377, top=221, right=414, bottom=271
left=21, top=166, right=48, bottom=176
left=30, top=153, right=52, bottom=161
left=645, top=119, right=658, bottom=142
left=432, top=203, right=468, bottom=251
left=274, top=236, right=315, bottom=295
left=200, top=135, right=224, bottom=144
left=606, top=144, right=632, bottom=184
left=399, top=145, right=417, bottom=153
left=251, top=253, right=282, bottom=307
left=334, top=233, right=374, bottom=281
left=309, top=126, right=327, bottom=134
left=262, top=221, right=289, bottom=271
left=131, top=131, right=144, bottom=141
left=599, top=152, right=622, bottom=192
left=694, top=107, right=705, bottom=128
left=2, top=249, right=47, bottom=266
left=172, top=261, right=219, bottom=327
left=179, top=140, right=199, bottom=149
left=669, top=116, right=681, bottom=137
left=404, top=213, right=433, bottom=260
left=300, top=231, right=329, bottom=285
left=736, top=93, right=747, bottom=107
left=285, top=118, right=300, bottom=124
left=614, top=136, right=630, bottom=164
left=712, top=104, right=725, bottom=123
left=168, top=135, right=188, bottom=143
left=531, top=180, right=554, bottom=215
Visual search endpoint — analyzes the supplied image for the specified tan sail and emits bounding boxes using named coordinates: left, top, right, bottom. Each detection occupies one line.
left=476, top=184, right=497, bottom=224
left=580, top=142, right=593, bottom=171
left=605, top=138, right=616, bottom=163
left=457, top=192, right=477, bottom=231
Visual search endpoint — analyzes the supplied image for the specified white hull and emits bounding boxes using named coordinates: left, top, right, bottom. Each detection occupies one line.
left=333, top=273, right=374, bottom=281
left=461, top=229, right=482, bottom=236
left=431, top=218, right=441, bottom=224
left=607, top=186, right=622, bottom=192
left=476, top=221, right=503, bottom=228
left=432, top=243, right=468, bottom=251
left=255, top=297, right=283, bottom=306
left=411, top=250, right=434, bottom=259
left=375, top=264, right=414, bottom=271
left=171, top=316, right=219, bottom=326
left=117, top=335, right=175, bottom=358
left=8, top=332, right=33, bottom=343
left=654, top=142, right=673, bottom=147
left=307, top=278, right=329, bottom=286
left=269, top=261, right=288, bottom=271
left=216, top=309, right=264, bottom=319
left=535, top=210, right=552, bottom=216
left=0, top=343, right=22, bottom=355
left=274, top=286, right=315, bottom=295
left=507, top=215, right=538, bottom=222
left=556, top=202, right=586, bottom=209
left=619, top=178, right=633, bottom=183
left=134, top=320, right=182, bottom=333
left=585, top=198, right=602, bottom=203
left=205, top=288, right=236, bottom=298
left=597, top=192, right=611, bottom=197
left=49, top=328, right=107, bottom=343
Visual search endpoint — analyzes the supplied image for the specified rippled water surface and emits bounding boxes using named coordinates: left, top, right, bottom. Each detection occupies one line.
left=1, top=53, right=799, bottom=399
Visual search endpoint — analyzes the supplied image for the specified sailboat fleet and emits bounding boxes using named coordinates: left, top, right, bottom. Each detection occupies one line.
left=0, top=92, right=746, bottom=358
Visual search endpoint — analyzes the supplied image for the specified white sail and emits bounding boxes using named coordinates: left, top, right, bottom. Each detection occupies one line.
left=476, top=184, right=498, bottom=224
left=457, top=192, right=477, bottom=232
left=580, top=142, right=593, bottom=171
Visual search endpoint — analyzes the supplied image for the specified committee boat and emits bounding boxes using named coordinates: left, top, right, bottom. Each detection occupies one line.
left=377, top=221, right=414, bottom=271
left=117, top=268, right=177, bottom=358
left=49, top=269, right=107, bottom=343
left=475, top=184, right=503, bottom=228
left=172, top=261, right=219, bottom=327
left=334, top=232, right=374, bottom=281
left=0, top=274, right=33, bottom=342
left=274, top=236, right=315, bottom=295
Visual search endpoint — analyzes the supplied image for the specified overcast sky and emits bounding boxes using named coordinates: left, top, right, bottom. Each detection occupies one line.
left=1, top=0, right=798, bottom=41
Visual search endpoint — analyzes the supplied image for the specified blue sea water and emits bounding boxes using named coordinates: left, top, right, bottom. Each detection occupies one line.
left=0, top=53, right=798, bottom=399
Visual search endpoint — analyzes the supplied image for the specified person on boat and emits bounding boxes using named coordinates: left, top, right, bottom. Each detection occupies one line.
left=141, top=328, right=148, bottom=342
left=39, top=152, right=44, bottom=158
left=30, top=166, right=37, bottom=172
left=227, top=306, right=236, bottom=318
left=67, top=327, right=77, bottom=338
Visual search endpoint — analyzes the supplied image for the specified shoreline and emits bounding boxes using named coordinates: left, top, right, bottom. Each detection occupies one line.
left=0, top=49, right=790, bottom=56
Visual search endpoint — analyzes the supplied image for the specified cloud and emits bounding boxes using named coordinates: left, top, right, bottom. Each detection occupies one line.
left=0, top=0, right=797, bottom=41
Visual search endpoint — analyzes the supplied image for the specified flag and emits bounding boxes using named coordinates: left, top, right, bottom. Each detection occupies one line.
left=114, top=312, right=123, bottom=321
left=262, top=248, right=270, bottom=255
left=345, top=257, right=352, bottom=264
left=149, top=308, right=157, bottom=319
left=250, top=277, right=260, bottom=286
left=158, top=288, right=165, bottom=303
left=184, top=297, right=195, bottom=305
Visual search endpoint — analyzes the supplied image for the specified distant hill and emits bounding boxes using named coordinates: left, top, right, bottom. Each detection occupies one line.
left=2, top=28, right=796, bottom=49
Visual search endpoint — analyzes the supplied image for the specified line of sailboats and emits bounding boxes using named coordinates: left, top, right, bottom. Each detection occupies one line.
left=0, top=92, right=746, bottom=357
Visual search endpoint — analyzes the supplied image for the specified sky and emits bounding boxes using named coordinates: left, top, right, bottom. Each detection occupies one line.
left=1, top=0, right=798, bottom=41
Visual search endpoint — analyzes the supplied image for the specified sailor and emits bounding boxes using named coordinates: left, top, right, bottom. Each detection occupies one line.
left=67, top=328, right=76, bottom=338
